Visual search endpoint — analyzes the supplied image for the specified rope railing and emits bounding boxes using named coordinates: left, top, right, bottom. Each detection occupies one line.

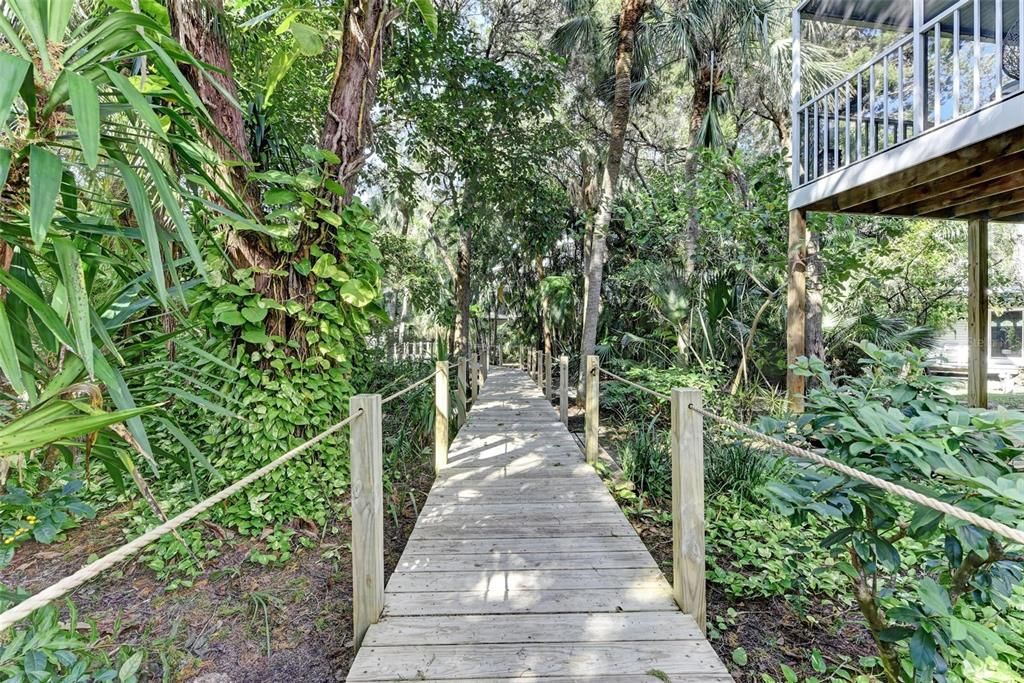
left=0, top=409, right=364, bottom=632
left=690, top=404, right=1024, bottom=547
left=599, top=367, right=670, bottom=402
left=0, top=360, right=480, bottom=637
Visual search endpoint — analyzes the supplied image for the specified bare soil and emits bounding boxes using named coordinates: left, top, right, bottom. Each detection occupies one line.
left=1, top=470, right=432, bottom=682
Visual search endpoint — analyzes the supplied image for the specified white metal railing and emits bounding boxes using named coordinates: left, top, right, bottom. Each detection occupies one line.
left=792, top=0, right=1024, bottom=187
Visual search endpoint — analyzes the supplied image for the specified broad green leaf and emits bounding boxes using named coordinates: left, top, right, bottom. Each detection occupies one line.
left=47, top=0, right=74, bottom=42
left=339, top=278, right=376, bottom=307
left=53, top=238, right=94, bottom=378
left=67, top=73, right=100, bottom=169
left=0, top=53, right=30, bottom=128
left=411, top=0, right=438, bottom=35
left=289, top=23, right=323, bottom=55
left=137, top=146, right=208, bottom=281
left=114, top=159, right=167, bottom=304
left=0, top=148, right=10, bottom=189
left=265, top=48, right=298, bottom=103
left=916, top=578, right=951, bottom=616
left=29, top=145, right=62, bottom=246
left=0, top=300, right=27, bottom=398
left=102, top=66, right=167, bottom=139
left=0, top=403, right=156, bottom=455
left=0, top=265, right=74, bottom=349
left=7, top=0, right=50, bottom=71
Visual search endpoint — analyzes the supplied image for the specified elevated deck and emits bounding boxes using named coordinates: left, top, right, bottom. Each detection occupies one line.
left=346, top=367, right=730, bottom=682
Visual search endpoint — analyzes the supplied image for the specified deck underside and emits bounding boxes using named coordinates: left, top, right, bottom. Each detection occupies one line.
left=792, top=98, right=1024, bottom=221
left=346, top=367, right=731, bottom=682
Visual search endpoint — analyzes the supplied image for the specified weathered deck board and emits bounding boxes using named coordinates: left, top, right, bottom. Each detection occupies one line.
left=346, top=367, right=730, bottom=682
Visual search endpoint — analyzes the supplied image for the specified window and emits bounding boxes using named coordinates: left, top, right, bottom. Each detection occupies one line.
left=991, top=310, right=1024, bottom=359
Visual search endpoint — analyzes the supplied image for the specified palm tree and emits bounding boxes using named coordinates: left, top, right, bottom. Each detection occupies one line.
left=551, top=0, right=653, bottom=396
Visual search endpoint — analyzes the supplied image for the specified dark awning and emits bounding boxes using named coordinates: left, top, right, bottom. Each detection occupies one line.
left=797, top=0, right=916, bottom=30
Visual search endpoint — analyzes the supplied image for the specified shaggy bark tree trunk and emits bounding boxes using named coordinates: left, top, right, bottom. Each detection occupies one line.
left=320, top=0, right=393, bottom=205
left=577, top=0, right=650, bottom=395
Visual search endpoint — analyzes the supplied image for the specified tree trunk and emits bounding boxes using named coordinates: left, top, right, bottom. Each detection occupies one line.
left=682, top=64, right=715, bottom=278
left=535, top=255, right=553, bottom=357
left=577, top=0, right=650, bottom=395
left=454, top=225, right=472, bottom=358
left=320, top=0, right=393, bottom=205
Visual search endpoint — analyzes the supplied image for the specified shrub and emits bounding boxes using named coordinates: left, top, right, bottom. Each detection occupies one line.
left=766, top=343, right=1024, bottom=682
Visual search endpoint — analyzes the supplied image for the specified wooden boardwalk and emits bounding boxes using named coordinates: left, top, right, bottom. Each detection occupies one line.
left=347, top=367, right=731, bottom=682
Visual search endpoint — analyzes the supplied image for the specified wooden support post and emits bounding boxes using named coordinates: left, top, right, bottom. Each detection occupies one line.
left=457, top=358, right=468, bottom=427
left=787, top=209, right=808, bottom=412
left=435, top=361, right=449, bottom=472
left=585, top=355, right=599, bottom=465
left=671, top=388, right=705, bottom=634
left=968, top=218, right=989, bottom=408
left=483, top=347, right=489, bottom=381
left=544, top=352, right=553, bottom=401
left=470, top=354, right=479, bottom=404
left=559, top=355, right=569, bottom=425
left=350, top=393, right=383, bottom=650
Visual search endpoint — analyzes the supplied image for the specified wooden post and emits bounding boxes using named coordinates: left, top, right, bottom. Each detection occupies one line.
left=435, top=361, right=449, bottom=472
left=671, top=388, right=705, bottom=634
left=585, top=355, right=599, bottom=464
left=968, top=218, right=989, bottom=408
left=559, top=355, right=569, bottom=425
left=457, top=358, right=468, bottom=427
left=483, top=346, right=489, bottom=381
left=544, top=352, right=553, bottom=401
left=787, top=209, right=808, bottom=412
left=350, top=393, right=383, bottom=650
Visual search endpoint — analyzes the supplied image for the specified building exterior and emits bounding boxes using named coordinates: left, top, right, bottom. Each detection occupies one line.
left=789, top=0, right=1024, bottom=408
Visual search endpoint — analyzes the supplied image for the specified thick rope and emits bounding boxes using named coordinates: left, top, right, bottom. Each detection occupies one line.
left=690, top=404, right=1024, bottom=547
left=381, top=368, right=442, bottom=405
left=599, top=368, right=671, bottom=402
left=0, top=410, right=364, bottom=632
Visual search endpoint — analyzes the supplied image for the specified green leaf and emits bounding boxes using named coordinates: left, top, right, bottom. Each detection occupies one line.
left=29, top=145, right=62, bottom=246
left=339, top=278, right=376, bottom=307
left=731, top=647, right=748, bottom=666
left=265, top=49, right=298, bottom=103
left=53, top=237, right=94, bottom=378
left=114, top=160, right=167, bottom=305
left=265, top=188, right=296, bottom=205
left=0, top=300, right=27, bottom=398
left=0, top=403, right=156, bottom=455
left=241, top=327, right=271, bottom=345
left=289, top=23, right=323, bottom=56
left=0, top=264, right=74, bottom=348
left=410, top=0, right=438, bottom=35
left=102, top=66, right=167, bottom=139
left=909, top=628, right=936, bottom=677
left=0, top=53, right=31, bottom=127
left=68, top=72, right=101, bottom=169
left=47, top=0, right=74, bottom=42
left=0, top=148, right=10, bottom=188
left=7, top=0, right=50, bottom=71
left=241, top=306, right=268, bottom=323
left=137, top=146, right=208, bottom=282
left=916, top=578, right=951, bottom=617
left=118, top=651, right=144, bottom=680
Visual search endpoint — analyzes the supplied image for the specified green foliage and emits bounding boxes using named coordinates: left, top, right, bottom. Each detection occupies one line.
left=0, top=590, right=141, bottom=682
left=1, top=479, right=94, bottom=567
left=767, top=343, right=1024, bottom=681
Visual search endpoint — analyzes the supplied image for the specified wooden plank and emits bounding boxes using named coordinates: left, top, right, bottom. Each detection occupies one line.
left=409, top=523, right=637, bottom=540
left=383, top=586, right=677, bottom=617
left=386, top=567, right=666, bottom=593
left=396, top=551, right=659, bottom=573
left=353, top=676, right=734, bottom=682
left=362, top=612, right=706, bottom=647
left=350, top=393, right=384, bottom=650
left=413, top=512, right=630, bottom=527
left=416, top=501, right=622, bottom=516
left=401, top=536, right=648, bottom=555
left=346, top=642, right=726, bottom=681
